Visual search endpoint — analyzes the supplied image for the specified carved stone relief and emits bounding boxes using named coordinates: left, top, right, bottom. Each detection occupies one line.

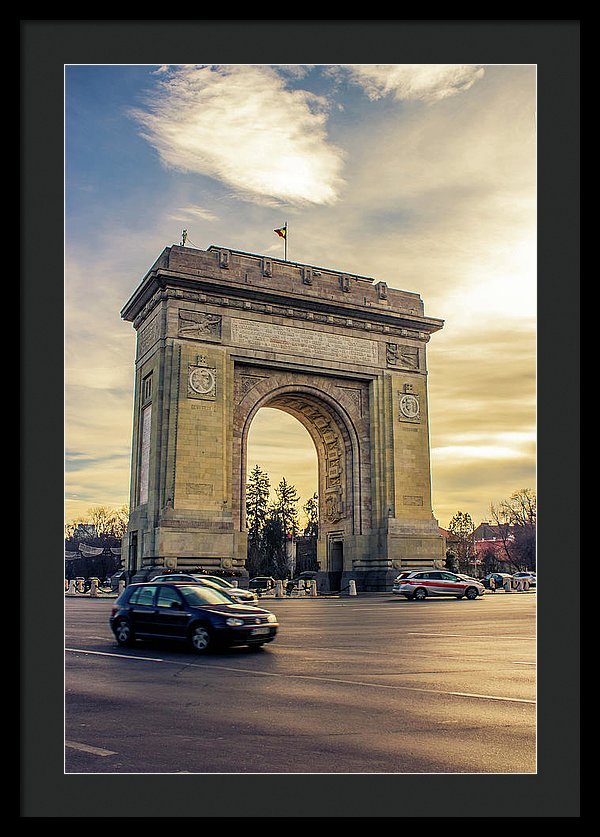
left=387, top=342, right=420, bottom=370
left=138, top=315, right=161, bottom=356
left=398, top=392, right=420, bottom=421
left=236, top=374, right=270, bottom=403
left=187, top=364, right=217, bottom=399
left=178, top=310, right=222, bottom=341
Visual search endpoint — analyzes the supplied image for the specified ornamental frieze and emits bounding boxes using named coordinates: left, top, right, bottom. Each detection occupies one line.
left=133, top=286, right=431, bottom=343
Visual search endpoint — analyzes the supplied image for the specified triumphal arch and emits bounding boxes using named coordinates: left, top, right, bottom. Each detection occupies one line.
left=121, top=244, right=445, bottom=590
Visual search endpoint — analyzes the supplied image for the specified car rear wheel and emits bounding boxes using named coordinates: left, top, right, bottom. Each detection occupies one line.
left=190, top=624, right=213, bottom=653
left=114, top=618, right=134, bottom=647
left=413, top=587, right=427, bottom=601
left=465, top=586, right=479, bottom=600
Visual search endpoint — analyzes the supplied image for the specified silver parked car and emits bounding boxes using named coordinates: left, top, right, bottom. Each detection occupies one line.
left=150, top=573, right=259, bottom=605
left=393, top=569, right=485, bottom=600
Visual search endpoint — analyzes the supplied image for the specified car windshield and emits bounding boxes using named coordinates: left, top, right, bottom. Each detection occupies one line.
left=178, top=585, right=236, bottom=606
left=207, top=577, right=234, bottom=588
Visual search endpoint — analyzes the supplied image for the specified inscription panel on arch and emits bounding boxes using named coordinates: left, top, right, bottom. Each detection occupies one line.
left=231, top=318, right=379, bottom=365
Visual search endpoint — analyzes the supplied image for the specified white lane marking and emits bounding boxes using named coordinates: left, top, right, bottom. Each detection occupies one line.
left=66, top=648, right=164, bottom=662
left=65, top=740, right=117, bottom=757
left=65, top=648, right=535, bottom=705
left=406, top=632, right=534, bottom=640
left=447, top=691, right=536, bottom=704
left=275, top=643, right=527, bottom=663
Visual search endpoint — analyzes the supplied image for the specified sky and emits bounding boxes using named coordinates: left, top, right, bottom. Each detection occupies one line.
left=65, top=63, right=536, bottom=530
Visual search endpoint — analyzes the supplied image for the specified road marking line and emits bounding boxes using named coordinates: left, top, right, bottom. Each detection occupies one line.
left=65, top=740, right=117, bottom=757
left=65, top=648, right=534, bottom=704
left=66, top=648, right=164, bottom=662
left=447, top=691, right=535, bottom=704
left=406, top=632, right=534, bottom=640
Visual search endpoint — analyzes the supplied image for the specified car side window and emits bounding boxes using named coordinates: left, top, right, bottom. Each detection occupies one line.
left=428, top=572, right=443, bottom=580
left=156, top=586, right=184, bottom=609
left=416, top=573, right=430, bottom=580
left=440, top=572, right=458, bottom=581
left=129, top=585, right=157, bottom=606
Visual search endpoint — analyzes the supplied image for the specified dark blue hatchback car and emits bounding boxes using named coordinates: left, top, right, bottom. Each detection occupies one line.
left=110, top=582, right=279, bottom=653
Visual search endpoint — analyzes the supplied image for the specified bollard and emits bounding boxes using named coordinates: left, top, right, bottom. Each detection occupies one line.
left=523, top=580, right=529, bottom=591
left=503, top=578, right=512, bottom=593
left=118, top=579, right=126, bottom=594
left=517, top=578, right=524, bottom=592
left=68, top=579, right=76, bottom=595
left=310, top=579, right=317, bottom=598
left=275, top=580, right=284, bottom=598
left=349, top=579, right=357, bottom=596
left=76, top=577, right=85, bottom=594
left=89, top=577, right=99, bottom=597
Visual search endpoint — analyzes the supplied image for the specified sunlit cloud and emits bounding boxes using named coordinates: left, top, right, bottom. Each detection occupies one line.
left=339, top=63, right=485, bottom=103
left=432, top=444, right=531, bottom=462
left=130, top=64, right=345, bottom=205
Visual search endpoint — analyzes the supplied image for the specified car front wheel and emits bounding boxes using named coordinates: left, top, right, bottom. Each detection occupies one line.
left=114, top=618, right=134, bottom=646
left=190, top=624, right=213, bottom=654
left=465, top=587, right=479, bottom=600
left=413, top=587, right=427, bottom=601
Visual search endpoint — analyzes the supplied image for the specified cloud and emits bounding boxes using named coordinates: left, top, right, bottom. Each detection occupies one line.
left=340, top=64, right=485, bottom=103
left=130, top=65, right=345, bottom=205
left=168, top=204, right=219, bottom=223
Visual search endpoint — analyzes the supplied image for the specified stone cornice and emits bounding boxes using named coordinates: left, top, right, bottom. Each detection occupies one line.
left=132, top=286, right=439, bottom=343
left=122, top=245, right=444, bottom=340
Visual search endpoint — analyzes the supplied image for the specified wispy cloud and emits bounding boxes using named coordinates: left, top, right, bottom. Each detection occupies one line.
left=168, top=204, right=219, bottom=223
left=131, top=64, right=345, bottom=205
left=339, top=64, right=485, bottom=103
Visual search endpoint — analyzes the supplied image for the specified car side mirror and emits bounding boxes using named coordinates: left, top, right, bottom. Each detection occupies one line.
left=170, top=601, right=183, bottom=610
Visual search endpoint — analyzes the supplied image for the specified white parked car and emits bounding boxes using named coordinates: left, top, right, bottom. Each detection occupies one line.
left=513, top=571, right=536, bottom=588
left=393, top=570, right=485, bottom=600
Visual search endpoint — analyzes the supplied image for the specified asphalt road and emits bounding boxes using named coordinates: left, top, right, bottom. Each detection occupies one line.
left=65, top=591, right=536, bottom=775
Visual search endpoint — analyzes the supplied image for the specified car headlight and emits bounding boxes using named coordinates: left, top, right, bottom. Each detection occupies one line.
left=266, top=613, right=277, bottom=623
left=226, top=617, right=244, bottom=626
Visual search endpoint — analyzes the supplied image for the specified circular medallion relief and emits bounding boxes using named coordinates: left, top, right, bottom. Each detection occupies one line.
left=189, top=367, right=215, bottom=395
left=399, top=393, right=420, bottom=419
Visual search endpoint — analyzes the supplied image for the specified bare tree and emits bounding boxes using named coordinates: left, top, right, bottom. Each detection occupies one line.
left=489, top=489, right=536, bottom=571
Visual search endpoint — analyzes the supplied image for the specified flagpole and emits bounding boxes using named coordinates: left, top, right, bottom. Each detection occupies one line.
left=274, top=223, right=288, bottom=260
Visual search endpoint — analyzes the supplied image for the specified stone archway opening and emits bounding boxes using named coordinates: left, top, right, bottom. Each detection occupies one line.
left=246, top=406, right=318, bottom=579
left=235, top=373, right=370, bottom=590
left=246, top=407, right=318, bottom=511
